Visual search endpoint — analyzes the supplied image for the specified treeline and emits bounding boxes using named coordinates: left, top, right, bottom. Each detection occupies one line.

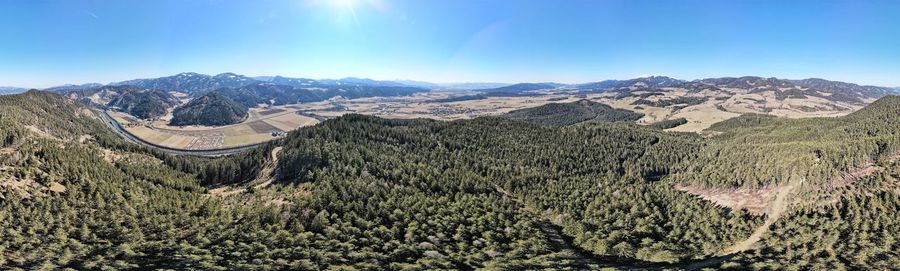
left=501, top=99, right=644, bottom=126
left=632, top=96, right=707, bottom=107
left=647, top=117, right=688, bottom=130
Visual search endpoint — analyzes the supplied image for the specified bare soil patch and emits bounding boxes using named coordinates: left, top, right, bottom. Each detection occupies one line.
left=209, top=147, right=282, bottom=197
left=674, top=184, right=779, bottom=216
left=246, top=120, right=281, bottom=134
left=48, top=182, right=66, bottom=193
left=259, top=108, right=286, bottom=116
left=719, top=179, right=801, bottom=254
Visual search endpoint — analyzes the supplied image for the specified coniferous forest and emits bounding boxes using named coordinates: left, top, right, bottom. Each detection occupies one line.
left=1, top=91, right=899, bottom=270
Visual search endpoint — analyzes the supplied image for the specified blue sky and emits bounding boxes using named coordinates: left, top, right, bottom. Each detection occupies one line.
left=1, top=0, right=899, bottom=88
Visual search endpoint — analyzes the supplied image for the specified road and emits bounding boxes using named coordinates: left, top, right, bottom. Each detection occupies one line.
left=96, top=109, right=265, bottom=157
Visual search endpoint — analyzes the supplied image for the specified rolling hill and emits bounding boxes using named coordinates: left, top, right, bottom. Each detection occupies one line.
left=501, top=99, right=644, bottom=126
left=212, top=81, right=426, bottom=106
left=113, top=72, right=431, bottom=96
left=169, top=92, right=248, bottom=126
left=0, top=86, right=25, bottom=95
left=477, top=82, right=565, bottom=96
left=106, top=87, right=178, bottom=119
left=112, top=72, right=258, bottom=94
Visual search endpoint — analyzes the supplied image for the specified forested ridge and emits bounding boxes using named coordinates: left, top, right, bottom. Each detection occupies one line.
left=501, top=99, right=644, bottom=126
left=169, top=92, right=249, bottom=126
left=106, top=88, right=178, bottom=120
left=1, top=91, right=898, bottom=270
left=673, top=96, right=900, bottom=189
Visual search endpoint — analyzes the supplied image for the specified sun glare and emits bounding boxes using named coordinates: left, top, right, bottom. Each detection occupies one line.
left=331, top=0, right=355, bottom=10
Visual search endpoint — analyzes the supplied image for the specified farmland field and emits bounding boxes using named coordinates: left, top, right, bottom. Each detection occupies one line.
left=114, top=106, right=320, bottom=149
left=110, top=88, right=864, bottom=150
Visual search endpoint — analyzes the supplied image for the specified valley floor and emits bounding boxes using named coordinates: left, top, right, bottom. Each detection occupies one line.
left=106, top=87, right=865, bottom=151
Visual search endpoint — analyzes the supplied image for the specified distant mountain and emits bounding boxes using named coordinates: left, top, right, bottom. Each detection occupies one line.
left=391, top=80, right=441, bottom=89
left=257, top=76, right=319, bottom=87
left=438, top=82, right=511, bottom=90
left=478, top=83, right=565, bottom=96
left=56, top=85, right=178, bottom=119
left=111, top=73, right=432, bottom=103
left=578, top=76, right=685, bottom=90
left=391, top=80, right=512, bottom=90
left=107, top=87, right=178, bottom=119
left=790, top=78, right=897, bottom=99
left=170, top=92, right=247, bottom=126
left=112, top=72, right=258, bottom=94
left=697, top=76, right=794, bottom=89
left=213, top=82, right=427, bottom=107
left=568, top=76, right=894, bottom=105
left=0, top=86, right=26, bottom=95
left=44, top=83, right=103, bottom=93
left=502, top=99, right=644, bottom=126
left=694, top=76, right=894, bottom=104
left=60, top=85, right=134, bottom=106
left=317, top=77, right=409, bottom=88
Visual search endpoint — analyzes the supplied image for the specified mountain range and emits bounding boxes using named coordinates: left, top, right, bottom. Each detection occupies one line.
left=36, top=72, right=900, bottom=126
left=38, top=73, right=898, bottom=102
left=474, top=75, right=899, bottom=105
left=48, top=72, right=435, bottom=120
left=0, top=86, right=27, bottom=95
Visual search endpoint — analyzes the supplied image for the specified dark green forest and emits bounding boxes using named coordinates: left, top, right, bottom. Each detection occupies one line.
left=170, top=92, right=249, bottom=126
left=1, top=91, right=898, bottom=270
left=501, top=99, right=644, bottom=126
left=106, top=88, right=179, bottom=120
left=647, top=118, right=689, bottom=130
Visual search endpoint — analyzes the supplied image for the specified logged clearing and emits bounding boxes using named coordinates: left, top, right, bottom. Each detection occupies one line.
left=675, top=179, right=802, bottom=255
left=720, top=179, right=801, bottom=254
left=675, top=184, right=780, bottom=216
left=209, top=147, right=282, bottom=197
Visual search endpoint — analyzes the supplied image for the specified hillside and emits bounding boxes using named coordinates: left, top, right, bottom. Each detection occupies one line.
left=502, top=99, right=644, bottom=126
left=0, top=86, right=25, bottom=95
left=43, top=83, right=103, bottom=93
left=675, top=95, right=900, bottom=189
left=213, top=82, right=425, bottom=107
left=112, top=72, right=258, bottom=94
left=114, top=72, right=430, bottom=98
left=169, top=92, right=248, bottom=126
left=578, top=75, right=684, bottom=90
left=106, top=88, right=178, bottom=119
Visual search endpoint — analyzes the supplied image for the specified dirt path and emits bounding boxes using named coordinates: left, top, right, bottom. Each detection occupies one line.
left=208, top=147, right=282, bottom=196
left=719, top=178, right=801, bottom=255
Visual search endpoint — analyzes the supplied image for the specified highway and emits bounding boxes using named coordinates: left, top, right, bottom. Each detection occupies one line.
left=96, top=109, right=266, bottom=157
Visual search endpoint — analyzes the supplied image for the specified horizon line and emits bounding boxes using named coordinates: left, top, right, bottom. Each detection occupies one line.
left=6, top=72, right=898, bottom=90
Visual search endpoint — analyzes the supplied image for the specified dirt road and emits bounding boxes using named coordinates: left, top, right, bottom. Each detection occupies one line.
left=208, top=147, right=282, bottom=196
left=720, top=178, right=801, bottom=254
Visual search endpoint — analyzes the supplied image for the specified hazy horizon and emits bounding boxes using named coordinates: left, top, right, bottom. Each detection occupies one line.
left=2, top=0, right=900, bottom=88
left=8, top=72, right=900, bottom=91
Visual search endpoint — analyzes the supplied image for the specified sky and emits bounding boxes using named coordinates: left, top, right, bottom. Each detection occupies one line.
left=1, top=0, right=899, bottom=88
